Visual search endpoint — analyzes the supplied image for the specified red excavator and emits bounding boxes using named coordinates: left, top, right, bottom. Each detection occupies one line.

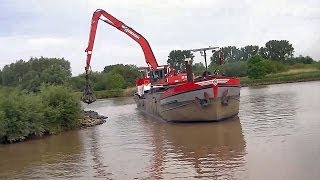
left=82, top=9, right=188, bottom=104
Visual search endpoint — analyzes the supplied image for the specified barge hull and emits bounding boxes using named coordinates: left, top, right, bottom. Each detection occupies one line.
left=134, top=85, right=240, bottom=122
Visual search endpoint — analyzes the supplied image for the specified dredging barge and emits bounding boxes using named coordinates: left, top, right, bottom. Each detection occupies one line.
left=81, top=9, right=240, bottom=122
left=134, top=48, right=240, bottom=122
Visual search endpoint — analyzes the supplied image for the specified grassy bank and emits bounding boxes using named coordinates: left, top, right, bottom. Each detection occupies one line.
left=240, top=69, right=320, bottom=86
left=0, top=86, right=82, bottom=144
left=76, top=87, right=136, bottom=99
left=75, top=68, right=320, bottom=100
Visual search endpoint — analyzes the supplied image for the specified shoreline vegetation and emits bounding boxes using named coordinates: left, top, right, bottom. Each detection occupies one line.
left=87, top=69, right=320, bottom=100
left=0, top=86, right=107, bottom=144
left=240, top=70, right=320, bottom=87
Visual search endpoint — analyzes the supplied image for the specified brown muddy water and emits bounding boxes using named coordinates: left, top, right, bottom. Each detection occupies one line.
left=1, top=81, right=320, bottom=180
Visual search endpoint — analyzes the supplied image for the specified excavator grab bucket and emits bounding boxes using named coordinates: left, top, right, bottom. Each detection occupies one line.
left=81, top=78, right=96, bottom=104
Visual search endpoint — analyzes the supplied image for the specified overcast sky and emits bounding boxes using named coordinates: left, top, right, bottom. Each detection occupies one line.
left=1, top=0, right=319, bottom=75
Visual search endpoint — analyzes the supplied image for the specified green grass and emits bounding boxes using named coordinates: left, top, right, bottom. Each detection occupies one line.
left=240, top=70, right=320, bottom=86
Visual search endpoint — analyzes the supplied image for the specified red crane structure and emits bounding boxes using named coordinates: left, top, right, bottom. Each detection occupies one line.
left=84, top=9, right=159, bottom=75
left=82, top=9, right=176, bottom=104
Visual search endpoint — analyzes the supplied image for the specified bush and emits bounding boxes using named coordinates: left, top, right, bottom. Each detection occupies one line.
left=192, top=62, right=206, bottom=76
left=260, top=60, right=288, bottom=74
left=0, top=89, right=45, bottom=143
left=248, top=62, right=267, bottom=79
left=40, top=86, right=81, bottom=132
left=0, top=85, right=82, bottom=143
left=247, top=54, right=267, bottom=79
left=289, top=55, right=314, bottom=64
left=106, top=73, right=125, bottom=90
left=224, top=61, right=248, bottom=77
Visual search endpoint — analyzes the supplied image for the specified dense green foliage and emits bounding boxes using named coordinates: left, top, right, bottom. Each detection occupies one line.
left=69, top=64, right=140, bottom=92
left=103, top=64, right=140, bottom=87
left=208, top=40, right=315, bottom=79
left=224, top=61, right=248, bottom=77
left=167, top=50, right=194, bottom=72
left=192, top=62, right=206, bottom=76
left=209, top=40, right=295, bottom=64
left=1, top=39, right=316, bottom=91
left=0, top=57, right=141, bottom=93
left=0, top=57, right=71, bottom=92
left=0, top=86, right=81, bottom=143
left=247, top=54, right=267, bottom=79
left=260, top=40, right=294, bottom=61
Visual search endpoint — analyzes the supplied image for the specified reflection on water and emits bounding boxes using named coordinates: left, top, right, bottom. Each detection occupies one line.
left=242, top=87, right=298, bottom=137
left=144, top=116, right=246, bottom=179
left=1, top=81, right=320, bottom=179
left=88, top=130, right=113, bottom=179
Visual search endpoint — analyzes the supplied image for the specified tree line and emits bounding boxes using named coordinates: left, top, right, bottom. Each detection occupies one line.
left=1, top=39, right=319, bottom=92
left=0, top=57, right=71, bottom=92
left=0, top=57, right=141, bottom=92
left=167, top=40, right=318, bottom=79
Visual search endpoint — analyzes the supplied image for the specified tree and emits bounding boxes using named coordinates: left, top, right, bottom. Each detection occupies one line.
left=103, top=64, right=140, bottom=87
left=259, top=47, right=268, bottom=59
left=0, top=57, right=71, bottom=88
left=264, top=40, right=294, bottom=61
left=210, top=46, right=241, bottom=66
left=260, top=60, right=288, bottom=74
left=93, top=73, right=108, bottom=91
left=1, top=65, right=15, bottom=86
left=239, top=45, right=259, bottom=61
left=247, top=54, right=267, bottom=79
left=106, top=73, right=125, bottom=90
left=290, top=55, right=314, bottom=64
left=40, top=65, right=69, bottom=86
left=192, top=62, right=205, bottom=76
left=225, top=61, right=248, bottom=77
left=0, top=69, right=2, bottom=85
left=69, top=74, right=86, bottom=91
left=167, top=50, right=194, bottom=72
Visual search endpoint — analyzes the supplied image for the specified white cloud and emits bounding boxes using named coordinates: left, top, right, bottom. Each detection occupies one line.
left=1, top=0, right=319, bottom=76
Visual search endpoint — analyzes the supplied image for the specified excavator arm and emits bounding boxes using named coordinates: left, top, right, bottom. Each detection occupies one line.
left=82, top=9, right=159, bottom=104
left=84, top=9, right=158, bottom=74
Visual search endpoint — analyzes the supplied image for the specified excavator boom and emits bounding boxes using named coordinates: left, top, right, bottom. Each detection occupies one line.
left=84, top=9, right=158, bottom=75
left=82, top=9, right=160, bottom=104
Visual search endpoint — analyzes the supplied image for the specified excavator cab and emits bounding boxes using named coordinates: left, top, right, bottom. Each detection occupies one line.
left=150, top=67, right=167, bottom=84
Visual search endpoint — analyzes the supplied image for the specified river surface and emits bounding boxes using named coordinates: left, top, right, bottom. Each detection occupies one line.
left=1, top=81, right=320, bottom=180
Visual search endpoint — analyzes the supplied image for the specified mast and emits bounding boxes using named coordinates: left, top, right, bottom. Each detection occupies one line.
left=189, top=46, right=219, bottom=77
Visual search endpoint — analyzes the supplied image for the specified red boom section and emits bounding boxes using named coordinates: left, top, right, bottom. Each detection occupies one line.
left=85, top=9, right=158, bottom=74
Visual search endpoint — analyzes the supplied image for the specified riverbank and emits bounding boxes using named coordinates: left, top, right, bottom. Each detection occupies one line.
left=0, top=86, right=108, bottom=144
left=240, top=70, right=320, bottom=87
left=75, top=87, right=136, bottom=99
left=0, top=110, right=107, bottom=144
